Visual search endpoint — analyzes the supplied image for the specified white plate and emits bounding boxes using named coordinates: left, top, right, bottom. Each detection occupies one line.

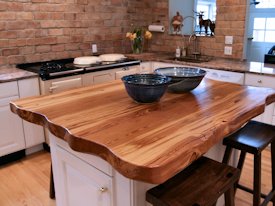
left=73, top=56, right=102, bottom=65
left=99, top=54, right=126, bottom=62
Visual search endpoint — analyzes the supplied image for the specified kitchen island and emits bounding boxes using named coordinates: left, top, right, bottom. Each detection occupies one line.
left=10, top=78, right=275, bottom=206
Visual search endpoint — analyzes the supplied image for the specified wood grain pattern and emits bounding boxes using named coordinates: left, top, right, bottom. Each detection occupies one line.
left=10, top=79, right=275, bottom=184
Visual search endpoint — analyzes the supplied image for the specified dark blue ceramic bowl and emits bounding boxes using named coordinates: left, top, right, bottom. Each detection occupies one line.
left=154, top=67, right=206, bottom=93
left=121, top=74, right=171, bottom=103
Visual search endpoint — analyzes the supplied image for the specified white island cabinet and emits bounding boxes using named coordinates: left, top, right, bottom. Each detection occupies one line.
left=50, top=132, right=228, bottom=206
left=50, top=133, right=154, bottom=206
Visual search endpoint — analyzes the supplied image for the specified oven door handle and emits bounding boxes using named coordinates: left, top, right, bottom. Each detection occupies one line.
left=49, top=85, right=59, bottom=93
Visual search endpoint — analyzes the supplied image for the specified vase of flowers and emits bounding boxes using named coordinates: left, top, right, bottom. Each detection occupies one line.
left=126, top=28, right=152, bottom=54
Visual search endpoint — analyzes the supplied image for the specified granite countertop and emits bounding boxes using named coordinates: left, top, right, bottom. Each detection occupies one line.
left=0, top=67, right=38, bottom=83
left=126, top=52, right=275, bottom=76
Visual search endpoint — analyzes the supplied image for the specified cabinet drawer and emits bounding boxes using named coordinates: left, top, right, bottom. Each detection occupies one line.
left=140, top=62, right=152, bottom=73
left=55, top=136, right=113, bottom=176
left=115, top=68, right=137, bottom=79
left=0, top=81, right=18, bottom=98
left=245, top=73, right=275, bottom=89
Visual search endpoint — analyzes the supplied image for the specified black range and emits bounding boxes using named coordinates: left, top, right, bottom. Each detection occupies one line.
left=17, top=58, right=140, bottom=80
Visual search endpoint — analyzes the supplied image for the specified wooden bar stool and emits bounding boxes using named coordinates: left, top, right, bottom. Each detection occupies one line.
left=222, top=120, right=275, bottom=206
left=146, top=156, right=240, bottom=206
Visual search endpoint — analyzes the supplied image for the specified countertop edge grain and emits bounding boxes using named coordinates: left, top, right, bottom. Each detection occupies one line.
left=9, top=80, right=275, bottom=184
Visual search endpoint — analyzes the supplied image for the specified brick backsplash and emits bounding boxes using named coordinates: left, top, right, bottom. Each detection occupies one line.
left=0, top=0, right=153, bottom=67
left=149, top=0, right=247, bottom=60
left=0, top=0, right=247, bottom=68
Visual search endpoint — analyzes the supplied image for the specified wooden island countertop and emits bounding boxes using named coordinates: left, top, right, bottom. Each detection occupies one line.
left=10, top=79, right=275, bottom=184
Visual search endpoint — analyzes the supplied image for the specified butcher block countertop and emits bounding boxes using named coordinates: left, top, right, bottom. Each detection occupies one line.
left=10, top=79, right=275, bottom=184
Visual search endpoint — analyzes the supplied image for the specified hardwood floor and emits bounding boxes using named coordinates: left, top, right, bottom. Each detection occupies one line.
left=0, top=151, right=55, bottom=206
left=0, top=149, right=273, bottom=206
left=235, top=148, right=273, bottom=206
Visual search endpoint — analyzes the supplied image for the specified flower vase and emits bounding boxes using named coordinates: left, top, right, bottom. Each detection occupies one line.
left=131, top=37, right=144, bottom=54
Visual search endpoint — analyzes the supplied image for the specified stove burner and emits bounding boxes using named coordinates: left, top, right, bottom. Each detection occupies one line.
left=41, top=62, right=66, bottom=73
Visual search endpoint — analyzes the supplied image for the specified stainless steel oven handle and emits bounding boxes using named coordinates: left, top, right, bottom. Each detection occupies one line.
left=49, top=68, right=84, bottom=77
left=49, top=85, right=59, bottom=93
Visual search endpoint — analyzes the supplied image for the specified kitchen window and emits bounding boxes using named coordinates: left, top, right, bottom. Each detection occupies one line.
left=253, top=17, right=275, bottom=42
left=256, top=0, right=275, bottom=8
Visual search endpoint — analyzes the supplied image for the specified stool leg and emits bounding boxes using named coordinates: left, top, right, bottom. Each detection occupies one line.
left=222, top=146, right=233, bottom=164
left=253, top=153, right=261, bottom=206
left=225, top=186, right=235, bottom=206
left=271, top=142, right=275, bottom=205
left=50, top=163, right=55, bottom=199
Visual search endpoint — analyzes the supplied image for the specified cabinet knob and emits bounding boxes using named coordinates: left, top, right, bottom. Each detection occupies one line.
left=257, top=80, right=262, bottom=83
left=99, top=187, right=108, bottom=193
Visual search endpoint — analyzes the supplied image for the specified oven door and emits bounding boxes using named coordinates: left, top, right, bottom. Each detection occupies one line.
left=40, top=75, right=82, bottom=95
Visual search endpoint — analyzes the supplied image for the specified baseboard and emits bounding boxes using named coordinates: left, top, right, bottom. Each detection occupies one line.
left=25, top=144, right=44, bottom=155
left=43, top=142, right=51, bottom=152
left=0, top=150, right=25, bottom=166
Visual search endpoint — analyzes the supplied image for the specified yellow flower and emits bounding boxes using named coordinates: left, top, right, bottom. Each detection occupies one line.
left=126, top=32, right=132, bottom=38
left=129, top=33, right=137, bottom=41
left=145, top=31, right=152, bottom=39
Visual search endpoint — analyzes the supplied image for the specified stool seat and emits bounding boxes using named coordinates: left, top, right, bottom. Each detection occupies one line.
left=223, top=121, right=275, bottom=155
left=222, top=120, right=275, bottom=206
left=146, top=156, right=240, bottom=206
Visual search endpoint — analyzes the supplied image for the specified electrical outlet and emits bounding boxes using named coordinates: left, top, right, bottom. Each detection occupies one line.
left=224, top=46, right=232, bottom=55
left=92, top=44, right=97, bottom=53
left=225, top=36, right=233, bottom=44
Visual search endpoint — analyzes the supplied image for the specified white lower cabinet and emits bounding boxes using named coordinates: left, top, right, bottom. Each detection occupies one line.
left=245, top=73, right=275, bottom=125
left=140, top=62, right=152, bottom=73
left=0, top=77, right=46, bottom=157
left=115, top=66, right=139, bottom=79
left=49, top=133, right=228, bottom=206
left=18, top=78, right=45, bottom=148
left=83, top=70, right=115, bottom=86
left=152, top=61, right=181, bottom=72
left=0, top=96, right=25, bottom=156
left=50, top=134, right=154, bottom=206
left=54, top=146, right=113, bottom=206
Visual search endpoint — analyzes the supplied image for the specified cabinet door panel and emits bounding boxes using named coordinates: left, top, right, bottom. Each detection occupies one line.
left=140, top=62, right=152, bottom=74
left=245, top=73, right=275, bottom=89
left=93, top=73, right=115, bottom=85
left=55, top=146, right=113, bottom=206
left=245, top=73, right=275, bottom=125
left=115, top=68, right=137, bottom=79
left=0, top=81, right=18, bottom=99
left=83, top=71, right=115, bottom=86
left=0, top=96, right=25, bottom=156
left=18, top=78, right=45, bottom=148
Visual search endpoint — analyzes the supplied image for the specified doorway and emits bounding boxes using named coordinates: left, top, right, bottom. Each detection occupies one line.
left=246, top=0, right=275, bottom=62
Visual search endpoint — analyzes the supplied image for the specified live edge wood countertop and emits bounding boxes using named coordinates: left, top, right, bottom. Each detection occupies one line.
left=10, top=79, right=275, bottom=184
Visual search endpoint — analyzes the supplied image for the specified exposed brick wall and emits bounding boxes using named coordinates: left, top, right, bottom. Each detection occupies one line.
left=0, top=0, right=247, bottom=68
left=149, top=0, right=248, bottom=60
left=0, top=0, right=153, bottom=67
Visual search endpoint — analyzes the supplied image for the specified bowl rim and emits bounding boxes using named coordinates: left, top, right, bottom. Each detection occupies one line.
left=154, top=67, right=206, bottom=78
left=121, top=74, right=171, bottom=86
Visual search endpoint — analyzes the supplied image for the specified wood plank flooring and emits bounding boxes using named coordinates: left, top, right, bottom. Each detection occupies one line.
left=0, top=149, right=273, bottom=206
left=0, top=151, right=55, bottom=206
left=235, top=148, right=273, bottom=206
